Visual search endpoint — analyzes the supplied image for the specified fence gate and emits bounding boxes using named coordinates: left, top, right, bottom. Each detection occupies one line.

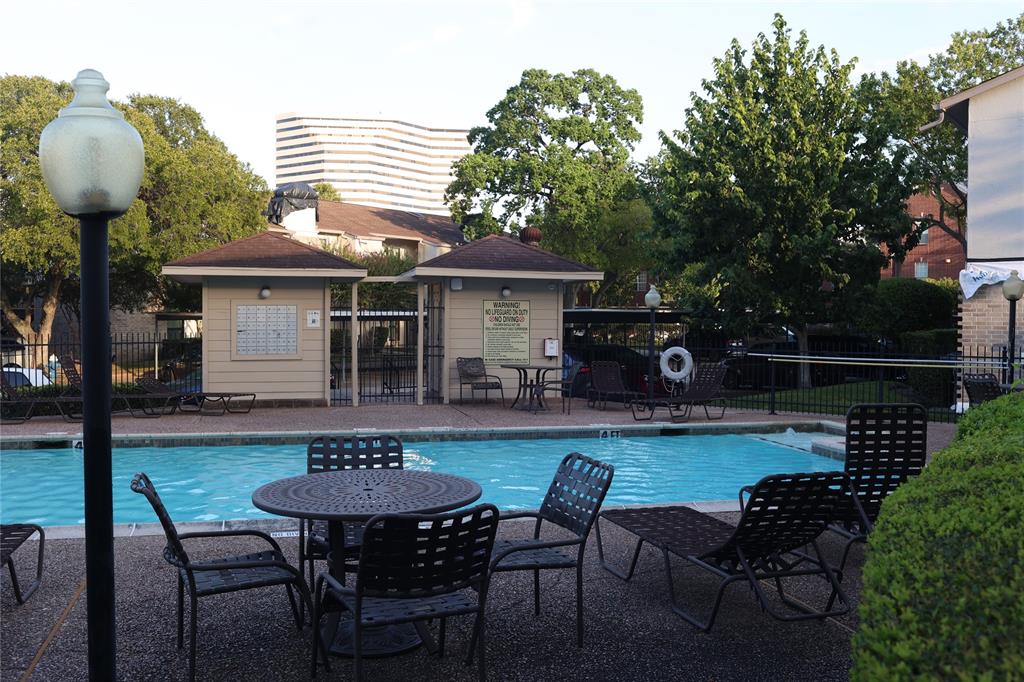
left=329, top=282, right=443, bottom=405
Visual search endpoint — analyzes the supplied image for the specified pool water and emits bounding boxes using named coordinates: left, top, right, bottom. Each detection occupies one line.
left=0, top=432, right=838, bottom=526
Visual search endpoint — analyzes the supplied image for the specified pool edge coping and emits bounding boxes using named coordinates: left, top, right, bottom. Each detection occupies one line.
left=0, top=418, right=846, bottom=450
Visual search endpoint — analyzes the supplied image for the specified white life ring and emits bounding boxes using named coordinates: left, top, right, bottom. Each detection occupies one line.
left=660, top=346, right=693, bottom=382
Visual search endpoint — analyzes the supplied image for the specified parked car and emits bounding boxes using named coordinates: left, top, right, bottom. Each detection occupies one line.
left=563, top=344, right=658, bottom=397
left=2, top=367, right=52, bottom=388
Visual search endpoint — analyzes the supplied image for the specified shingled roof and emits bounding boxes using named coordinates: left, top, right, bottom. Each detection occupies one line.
left=162, top=232, right=366, bottom=282
left=406, top=234, right=602, bottom=280
left=312, top=201, right=465, bottom=247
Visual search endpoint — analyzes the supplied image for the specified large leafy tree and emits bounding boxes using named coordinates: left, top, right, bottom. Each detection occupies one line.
left=1, top=76, right=268, bottom=354
left=446, top=68, right=653, bottom=305
left=654, top=15, right=916, bottom=386
left=866, top=12, right=1024, bottom=257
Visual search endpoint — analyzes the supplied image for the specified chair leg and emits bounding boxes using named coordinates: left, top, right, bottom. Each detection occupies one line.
left=575, top=562, right=584, bottom=648
left=595, top=519, right=645, bottom=581
left=437, top=617, right=447, bottom=657
left=477, top=610, right=487, bottom=682
left=285, top=584, right=302, bottom=628
left=353, top=618, right=364, bottom=682
left=298, top=522, right=307, bottom=622
left=7, top=562, right=24, bottom=604
left=176, top=577, right=184, bottom=648
left=189, top=591, right=198, bottom=682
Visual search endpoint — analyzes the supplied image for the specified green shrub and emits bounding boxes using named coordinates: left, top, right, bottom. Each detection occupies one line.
left=4, top=382, right=144, bottom=417
left=899, top=329, right=958, bottom=407
left=853, top=393, right=1024, bottom=681
left=856, top=278, right=958, bottom=342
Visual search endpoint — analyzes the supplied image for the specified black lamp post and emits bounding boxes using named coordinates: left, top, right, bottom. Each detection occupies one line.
left=1003, top=270, right=1024, bottom=384
left=39, top=69, right=144, bottom=681
left=644, top=284, right=662, bottom=404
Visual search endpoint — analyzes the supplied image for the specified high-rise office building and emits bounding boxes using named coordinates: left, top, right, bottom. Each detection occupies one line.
left=275, top=114, right=472, bottom=215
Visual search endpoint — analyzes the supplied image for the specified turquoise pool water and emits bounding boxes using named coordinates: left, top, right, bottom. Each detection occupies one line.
left=0, top=432, right=838, bottom=526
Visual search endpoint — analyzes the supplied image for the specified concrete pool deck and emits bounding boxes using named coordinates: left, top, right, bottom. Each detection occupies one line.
left=0, top=401, right=958, bottom=453
left=1, top=512, right=863, bottom=682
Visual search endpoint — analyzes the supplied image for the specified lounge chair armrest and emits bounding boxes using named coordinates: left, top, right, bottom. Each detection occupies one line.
left=484, top=374, right=503, bottom=382
left=738, top=484, right=755, bottom=510
left=843, top=475, right=874, bottom=533
left=178, top=529, right=284, bottom=554
left=498, top=510, right=544, bottom=521
left=490, top=536, right=583, bottom=568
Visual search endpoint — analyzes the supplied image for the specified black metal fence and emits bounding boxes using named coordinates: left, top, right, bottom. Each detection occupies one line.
left=1, top=333, right=202, bottom=395
left=561, top=318, right=1018, bottom=423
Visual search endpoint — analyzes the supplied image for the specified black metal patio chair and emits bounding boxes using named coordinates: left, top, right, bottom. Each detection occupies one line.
left=130, top=472, right=313, bottom=682
left=586, top=361, right=642, bottom=410
left=963, top=372, right=1008, bottom=407
left=1, top=523, right=45, bottom=604
left=596, top=471, right=851, bottom=631
left=478, top=452, right=614, bottom=649
left=299, top=436, right=404, bottom=605
left=534, top=362, right=584, bottom=414
left=456, top=357, right=505, bottom=405
left=312, top=504, right=500, bottom=681
left=827, top=403, right=928, bottom=570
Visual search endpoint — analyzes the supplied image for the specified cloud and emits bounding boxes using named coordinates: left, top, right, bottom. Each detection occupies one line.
left=506, top=0, right=536, bottom=34
left=396, top=23, right=463, bottom=56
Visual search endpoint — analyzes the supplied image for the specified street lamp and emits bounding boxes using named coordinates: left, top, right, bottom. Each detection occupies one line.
left=644, top=284, right=662, bottom=404
left=1003, top=270, right=1024, bottom=383
left=39, top=69, right=144, bottom=681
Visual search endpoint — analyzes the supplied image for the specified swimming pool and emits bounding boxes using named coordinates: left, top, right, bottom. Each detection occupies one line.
left=0, top=432, right=839, bottom=526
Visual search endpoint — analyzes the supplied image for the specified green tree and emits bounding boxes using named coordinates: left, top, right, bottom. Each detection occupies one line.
left=313, top=182, right=341, bottom=202
left=866, top=12, right=1024, bottom=258
left=446, top=68, right=652, bottom=304
left=1, top=76, right=268, bottom=357
left=654, top=15, right=915, bottom=386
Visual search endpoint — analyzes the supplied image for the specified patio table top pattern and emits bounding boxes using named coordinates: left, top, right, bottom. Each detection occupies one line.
left=251, top=469, right=482, bottom=521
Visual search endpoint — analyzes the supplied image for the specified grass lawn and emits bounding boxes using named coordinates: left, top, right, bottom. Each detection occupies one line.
left=725, top=380, right=955, bottom=421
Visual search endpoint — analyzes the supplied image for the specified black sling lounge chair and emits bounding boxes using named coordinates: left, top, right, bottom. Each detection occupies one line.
left=963, top=373, right=1008, bottom=407
left=456, top=357, right=505, bottom=405
left=1, top=524, right=45, bottom=604
left=828, top=403, right=927, bottom=570
left=595, top=471, right=851, bottom=631
left=312, top=504, right=499, bottom=682
left=0, top=373, right=37, bottom=424
left=299, top=435, right=404, bottom=606
left=586, top=361, right=642, bottom=410
left=131, top=473, right=313, bottom=682
left=480, top=452, right=614, bottom=649
left=631, top=363, right=728, bottom=422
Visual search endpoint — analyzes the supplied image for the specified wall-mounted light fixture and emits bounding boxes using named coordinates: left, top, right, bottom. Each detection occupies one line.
left=259, top=286, right=272, bottom=299
left=500, top=286, right=512, bottom=298
left=547, top=282, right=557, bottom=291
left=450, top=277, right=463, bottom=291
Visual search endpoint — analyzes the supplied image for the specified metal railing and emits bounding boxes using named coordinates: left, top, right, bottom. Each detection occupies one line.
left=1, top=333, right=202, bottom=397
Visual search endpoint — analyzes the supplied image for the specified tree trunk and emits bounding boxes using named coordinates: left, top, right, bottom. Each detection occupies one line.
left=795, top=326, right=812, bottom=389
left=591, top=272, right=619, bottom=308
left=1, top=273, right=64, bottom=370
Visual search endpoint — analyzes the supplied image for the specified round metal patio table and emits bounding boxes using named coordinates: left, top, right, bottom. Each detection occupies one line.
left=252, top=469, right=482, bottom=657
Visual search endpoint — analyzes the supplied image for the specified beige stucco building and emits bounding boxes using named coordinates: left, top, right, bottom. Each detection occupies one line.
left=162, top=230, right=602, bottom=406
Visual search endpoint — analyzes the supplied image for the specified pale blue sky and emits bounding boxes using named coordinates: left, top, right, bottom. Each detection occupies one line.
left=3, top=1, right=1019, bottom=185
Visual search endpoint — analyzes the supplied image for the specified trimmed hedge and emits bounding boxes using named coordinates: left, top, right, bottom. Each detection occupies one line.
left=899, top=329, right=958, bottom=407
left=3, top=383, right=144, bottom=417
left=856, top=278, right=958, bottom=342
left=853, top=392, right=1024, bottom=680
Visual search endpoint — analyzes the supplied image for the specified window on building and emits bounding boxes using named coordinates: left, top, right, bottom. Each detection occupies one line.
left=919, top=228, right=929, bottom=245
left=635, top=272, right=648, bottom=292
left=914, top=261, right=929, bottom=279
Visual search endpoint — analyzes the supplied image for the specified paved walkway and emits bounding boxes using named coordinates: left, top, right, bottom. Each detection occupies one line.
left=1, top=514, right=861, bottom=682
left=0, top=402, right=957, bottom=454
